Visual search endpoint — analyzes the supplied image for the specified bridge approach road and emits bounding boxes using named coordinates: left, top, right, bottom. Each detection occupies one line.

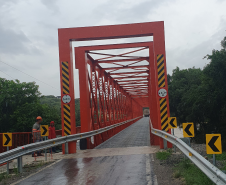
left=16, top=117, right=159, bottom=185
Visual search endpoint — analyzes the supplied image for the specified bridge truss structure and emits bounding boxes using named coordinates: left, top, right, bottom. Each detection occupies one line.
left=58, top=21, right=171, bottom=153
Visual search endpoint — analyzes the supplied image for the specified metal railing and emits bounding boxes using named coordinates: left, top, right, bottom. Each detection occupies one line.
left=0, top=127, right=82, bottom=154
left=150, top=120, right=226, bottom=185
left=0, top=117, right=141, bottom=165
left=0, top=132, right=31, bottom=153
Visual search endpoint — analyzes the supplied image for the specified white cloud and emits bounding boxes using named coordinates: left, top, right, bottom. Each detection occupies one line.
left=0, top=0, right=225, bottom=97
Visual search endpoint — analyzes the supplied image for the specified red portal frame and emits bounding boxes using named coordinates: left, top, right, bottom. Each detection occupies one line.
left=58, top=21, right=171, bottom=153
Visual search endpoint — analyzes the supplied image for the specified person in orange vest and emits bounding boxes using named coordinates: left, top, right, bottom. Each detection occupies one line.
left=48, top=121, right=57, bottom=153
left=32, top=116, right=44, bottom=157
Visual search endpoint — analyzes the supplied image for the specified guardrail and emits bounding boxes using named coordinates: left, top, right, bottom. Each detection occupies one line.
left=0, top=127, right=82, bottom=154
left=0, top=117, right=141, bottom=166
left=150, top=120, right=226, bottom=185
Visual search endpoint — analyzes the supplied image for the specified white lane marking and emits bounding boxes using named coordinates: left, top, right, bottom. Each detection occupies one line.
left=154, top=175, right=158, bottom=185
left=146, top=154, right=152, bottom=185
left=146, top=154, right=158, bottom=185
left=151, top=154, right=154, bottom=161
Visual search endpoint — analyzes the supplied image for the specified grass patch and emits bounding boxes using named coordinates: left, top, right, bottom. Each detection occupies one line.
left=0, top=172, right=11, bottom=183
left=174, top=159, right=214, bottom=185
left=208, top=151, right=226, bottom=161
left=207, top=151, right=226, bottom=171
left=156, top=149, right=172, bottom=160
left=0, top=161, right=49, bottom=183
left=23, top=161, right=47, bottom=170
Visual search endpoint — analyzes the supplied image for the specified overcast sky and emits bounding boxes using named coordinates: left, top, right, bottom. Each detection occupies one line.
left=0, top=0, right=225, bottom=97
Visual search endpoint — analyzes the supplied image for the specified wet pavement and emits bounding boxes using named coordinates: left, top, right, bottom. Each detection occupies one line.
left=15, top=118, right=158, bottom=185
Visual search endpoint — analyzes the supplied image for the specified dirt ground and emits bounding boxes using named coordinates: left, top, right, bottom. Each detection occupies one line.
left=152, top=151, right=184, bottom=185
left=152, top=143, right=216, bottom=185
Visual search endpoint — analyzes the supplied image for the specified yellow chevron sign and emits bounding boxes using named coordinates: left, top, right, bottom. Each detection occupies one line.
left=41, top=125, right=49, bottom=136
left=183, top=123, right=195, bottom=137
left=206, top=134, right=222, bottom=154
left=3, top=133, right=12, bottom=147
left=168, top=117, right=177, bottom=128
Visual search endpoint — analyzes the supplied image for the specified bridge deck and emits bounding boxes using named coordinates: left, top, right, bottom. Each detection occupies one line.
left=95, top=117, right=150, bottom=149
left=15, top=118, right=159, bottom=185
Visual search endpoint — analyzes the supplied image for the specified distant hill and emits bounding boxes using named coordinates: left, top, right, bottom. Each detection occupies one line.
left=40, top=95, right=81, bottom=126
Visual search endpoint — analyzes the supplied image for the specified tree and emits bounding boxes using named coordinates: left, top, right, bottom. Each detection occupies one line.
left=0, top=78, right=41, bottom=132
left=168, top=67, right=202, bottom=125
left=0, top=78, right=63, bottom=132
left=39, top=95, right=81, bottom=127
left=168, top=36, right=226, bottom=147
left=201, top=44, right=226, bottom=133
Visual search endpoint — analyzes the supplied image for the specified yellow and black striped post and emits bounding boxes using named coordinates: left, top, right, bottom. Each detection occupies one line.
left=62, top=62, right=70, bottom=94
left=63, top=104, right=71, bottom=135
left=159, top=98, right=168, bottom=131
left=157, top=54, right=165, bottom=87
left=61, top=61, right=71, bottom=136
left=157, top=54, right=169, bottom=131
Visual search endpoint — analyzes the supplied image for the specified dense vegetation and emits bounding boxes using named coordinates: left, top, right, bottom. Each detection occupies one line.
left=40, top=95, right=81, bottom=127
left=0, top=81, right=80, bottom=133
left=168, top=36, right=226, bottom=147
left=0, top=80, right=61, bottom=132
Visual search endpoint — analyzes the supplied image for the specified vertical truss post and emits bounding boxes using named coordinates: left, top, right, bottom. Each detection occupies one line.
left=152, top=27, right=172, bottom=149
left=58, top=33, right=76, bottom=154
left=75, top=50, right=92, bottom=149
left=148, top=43, right=160, bottom=146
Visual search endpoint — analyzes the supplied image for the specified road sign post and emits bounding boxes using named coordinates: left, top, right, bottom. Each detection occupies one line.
left=45, top=136, right=47, bottom=161
left=213, top=154, right=216, bottom=166
left=40, top=126, right=49, bottom=161
left=169, top=117, right=177, bottom=152
left=7, top=146, right=9, bottom=175
left=3, top=133, right=12, bottom=174
left=172, top=128, right=176, bottom=153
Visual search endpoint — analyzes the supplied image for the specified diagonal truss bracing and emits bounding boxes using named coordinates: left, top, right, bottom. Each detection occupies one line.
left=58, top=22, right=171, bottom=152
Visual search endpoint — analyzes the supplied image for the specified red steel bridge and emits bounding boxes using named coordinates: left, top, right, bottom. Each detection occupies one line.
left=58, top=21, right=172, bottom=153
left=2, top=21, right=226, bottom=185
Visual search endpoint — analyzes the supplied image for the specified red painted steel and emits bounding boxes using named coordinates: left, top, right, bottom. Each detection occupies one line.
left=0, top=132, right=31, bottom=153
left=58, top=22, right=172, bottom=152
left=0, top=128, right=81, bottom=154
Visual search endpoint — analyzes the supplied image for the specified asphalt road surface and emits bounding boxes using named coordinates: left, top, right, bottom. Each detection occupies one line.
left=16, top=117, right=157, bottom=185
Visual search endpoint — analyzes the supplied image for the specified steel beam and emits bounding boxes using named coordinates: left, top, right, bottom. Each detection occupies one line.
left=104, top=65, right=149, bottom=70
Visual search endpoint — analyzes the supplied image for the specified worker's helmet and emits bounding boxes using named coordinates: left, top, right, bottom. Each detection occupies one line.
left=50, top=121, right=54, bottom=125
left=36, top=116, right=42, bottom=121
